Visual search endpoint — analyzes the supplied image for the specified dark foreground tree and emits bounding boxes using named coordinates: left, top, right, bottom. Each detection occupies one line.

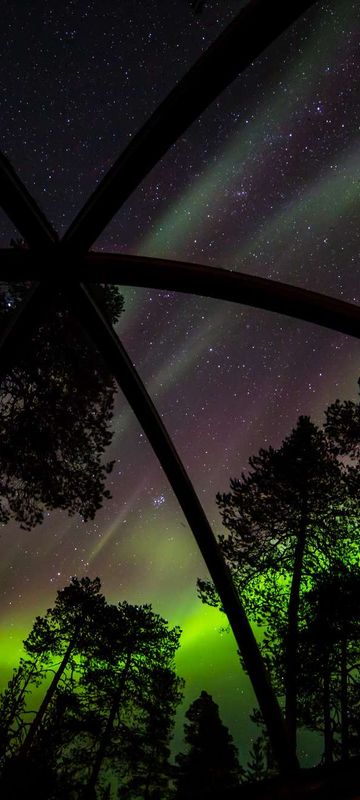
left=0, top=655, right=44, bottom=763
left=175, top=690, right=242, bottom=799
left=297, top=564, right=360, bottom=765
left=0, top=579, right=183, bottom=800
left=198, top=416, right=351, bottom=754
left=82, top=601, right=183, bottom=799
left=0, top=577, right=106, bottom=797
left=245, top=733, right=271, bottom=783
left=18, top=577, right=105, bottom=761
left=0, top=277, right=123, bottom=529
left=116, top=665, right=183, bottom=800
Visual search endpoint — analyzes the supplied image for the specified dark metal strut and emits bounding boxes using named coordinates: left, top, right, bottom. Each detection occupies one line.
left=1, top=249, right=359, bottom=341
left=0, top=153, right=57, bottom=249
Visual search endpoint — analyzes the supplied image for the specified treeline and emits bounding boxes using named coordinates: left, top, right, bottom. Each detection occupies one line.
left=0, top=578, right=243, bottom=799
left=199, top=390, right=360, bottom=772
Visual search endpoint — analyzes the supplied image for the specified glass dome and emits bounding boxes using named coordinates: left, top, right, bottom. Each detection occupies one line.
left=1, top=1, right=360, bottom=797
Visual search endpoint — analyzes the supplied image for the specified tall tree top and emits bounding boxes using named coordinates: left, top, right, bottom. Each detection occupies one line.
left=176, top=690, right=241, bottom=799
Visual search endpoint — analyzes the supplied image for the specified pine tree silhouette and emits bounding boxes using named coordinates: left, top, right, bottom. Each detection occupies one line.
left=175, top=690, right=242, bottom=799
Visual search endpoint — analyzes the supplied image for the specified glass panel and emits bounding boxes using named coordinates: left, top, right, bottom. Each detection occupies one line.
left=118, top=290, right=360, bottom=509
left=97, top=0, right=360, bottom=304
left=0, top=398, right=256, bottom=792
left=1, top=2, right=243, bottom=234
left=2, top=277, right=360, bottom=794
left=117, top=288, right=360, bottom=775
left=1, top=272, right=360, bottom=792
left=0, top=286, right=261, bottom=795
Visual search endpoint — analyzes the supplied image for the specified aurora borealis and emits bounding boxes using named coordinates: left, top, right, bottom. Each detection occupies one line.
left=1, top=0, right=360, bottom=766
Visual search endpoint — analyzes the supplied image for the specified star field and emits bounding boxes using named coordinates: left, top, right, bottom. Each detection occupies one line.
left=1, top=0, right=360, bottom=765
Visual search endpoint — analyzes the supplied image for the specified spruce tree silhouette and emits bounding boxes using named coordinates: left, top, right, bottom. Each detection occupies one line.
left=175, top=690, right=241, bottom=799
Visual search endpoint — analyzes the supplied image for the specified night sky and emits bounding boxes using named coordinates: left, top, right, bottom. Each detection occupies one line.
left=1, top=0, right=360, bottom=767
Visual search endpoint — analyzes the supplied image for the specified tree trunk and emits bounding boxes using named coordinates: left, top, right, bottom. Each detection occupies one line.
left=143, top=741, right=159, bottom=800
left=83, top=652, right=132, bottom=799
left=18, top=622, right=81, bottom=759
left=323, top=650, right=333, bottom=766
left=340, top=631, right=349, bottom=761
left=285, top=495, right=308, bottom=753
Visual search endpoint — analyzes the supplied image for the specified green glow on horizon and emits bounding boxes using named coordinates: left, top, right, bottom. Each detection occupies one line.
left=0, top=628, right=25, bottom=672
left=176, top=602, right=229, bottom=650
left=0, top=597, right=246, bottom=702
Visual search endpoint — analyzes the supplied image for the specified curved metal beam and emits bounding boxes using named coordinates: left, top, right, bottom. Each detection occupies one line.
left=63, top=280, right=299, bottom=775
left=0, top=153, right=58, bottom=248
left=62, top=0, right=317, bottom=252
left=1, top=249, right=360, bottom=340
